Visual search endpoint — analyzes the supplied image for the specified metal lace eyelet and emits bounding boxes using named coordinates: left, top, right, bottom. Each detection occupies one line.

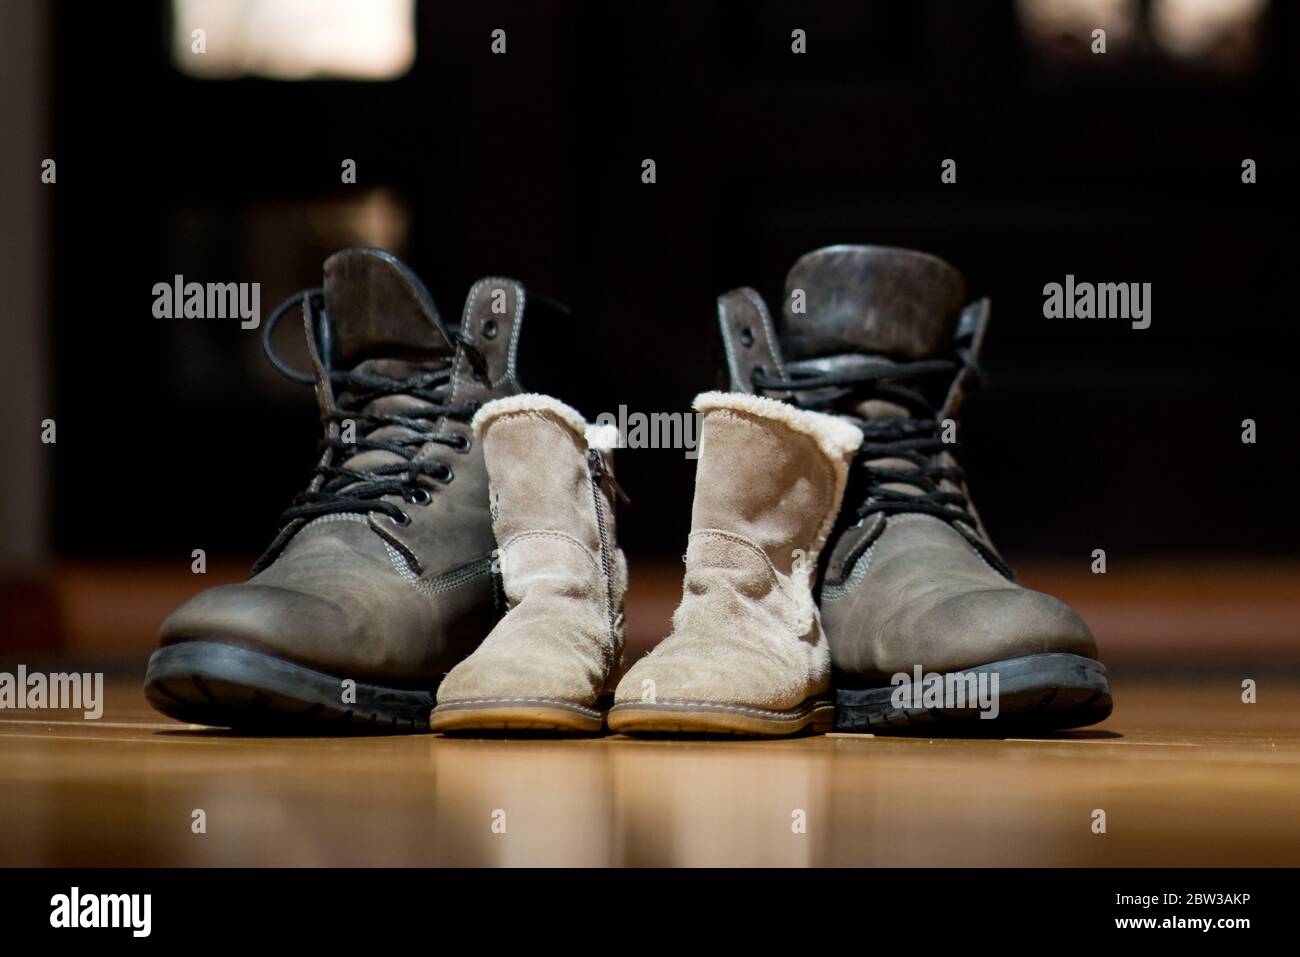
left=408, top=488, right=433, bottom=506
left=394, top=510, right=413, bottom=526
left=450, top=433, right=472, bottom=453
left=740, top=326, right=754, bottom=347
left=437, top=464, right=455, bottom=484
left=481, top=318, right=498, bottom=340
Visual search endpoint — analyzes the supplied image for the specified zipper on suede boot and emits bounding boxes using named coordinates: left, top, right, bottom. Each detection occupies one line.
left=586, top=449, right=627, bottom=657
left=586, top=449, right=629, bottom=505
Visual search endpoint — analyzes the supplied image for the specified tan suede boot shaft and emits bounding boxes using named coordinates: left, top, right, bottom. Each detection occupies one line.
left=610, top=392, right=859, bottom=736
left=432, top=395, right=626, bottom=733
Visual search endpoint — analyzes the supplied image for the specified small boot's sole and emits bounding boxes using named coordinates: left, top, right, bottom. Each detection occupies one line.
left=431, top=698, right=605, bottom=734
left=144, top=640, right=434, bottom=733
left=608, top=697, right=835, bottom=737
left=834, top=652, right=1112, bottom=734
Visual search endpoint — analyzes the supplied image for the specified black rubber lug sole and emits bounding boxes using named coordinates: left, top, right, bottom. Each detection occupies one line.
left=834, top=652, right=1113, bottom=735
left=143, top=641, right=434, bottom=733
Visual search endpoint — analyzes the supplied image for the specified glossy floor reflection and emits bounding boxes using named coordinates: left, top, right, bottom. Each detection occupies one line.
left=2, top=679, right=1299, bottom=866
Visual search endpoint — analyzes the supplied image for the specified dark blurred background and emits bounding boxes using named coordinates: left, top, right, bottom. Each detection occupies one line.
left=3, top=0, right=1297, bottom=662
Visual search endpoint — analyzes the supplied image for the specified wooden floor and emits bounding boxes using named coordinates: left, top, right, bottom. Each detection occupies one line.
left=3, top=677, right=1299, bottom=867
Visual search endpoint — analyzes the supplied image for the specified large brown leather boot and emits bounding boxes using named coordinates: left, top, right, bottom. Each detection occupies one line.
left=716, top=244, right=1112, bottom=733
left=144, top=247, right=530, bottom=731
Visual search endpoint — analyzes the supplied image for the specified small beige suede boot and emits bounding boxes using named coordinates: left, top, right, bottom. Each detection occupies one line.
left=431, top=395, right=627, bottom=733
left=609, top=392, right=860, bottom=736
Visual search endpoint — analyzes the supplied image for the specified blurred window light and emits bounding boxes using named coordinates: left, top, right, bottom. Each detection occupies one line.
left=1016, top=0, right=1139, bottom=50
left=1151, top=0, right=1266, bottom=60
left=172, top=0, right=415, bottom=80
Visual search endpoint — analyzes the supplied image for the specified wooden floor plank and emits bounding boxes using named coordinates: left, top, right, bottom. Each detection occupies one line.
left=2, top=679, right=1298, bottom=866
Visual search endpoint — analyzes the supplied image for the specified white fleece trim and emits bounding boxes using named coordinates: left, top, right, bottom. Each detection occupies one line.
left=692, top=390, right=862, bottom=624
left=471, top=393, right=588, bottom=440
left=693, top=391, right=861, bottom=462
left=585, top=422, right=621, bottom=452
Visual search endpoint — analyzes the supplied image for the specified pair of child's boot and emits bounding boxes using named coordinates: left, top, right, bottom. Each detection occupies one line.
left=431, top=391, right=860, bottom=735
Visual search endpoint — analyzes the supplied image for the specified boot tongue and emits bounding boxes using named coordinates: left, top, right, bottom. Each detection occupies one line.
left=322, top=247, right=455, bottom=368
left=777, top=248, right=969, bottom=505
left=318, top=248, right=456, bottom=492
left=778, top=245, right=966, bottom=362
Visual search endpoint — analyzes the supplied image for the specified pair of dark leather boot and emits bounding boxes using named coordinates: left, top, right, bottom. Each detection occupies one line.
left=144, top=245, right=1111, bottom=735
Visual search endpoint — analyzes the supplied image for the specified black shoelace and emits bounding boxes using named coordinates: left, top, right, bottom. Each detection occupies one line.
left=261, top=289, right=483, bottom=528
left=751, top=358, right=980, bottom=528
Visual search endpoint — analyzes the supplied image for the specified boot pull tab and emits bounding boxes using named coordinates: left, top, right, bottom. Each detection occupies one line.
left=587, top=449, right=631, bottom=506
left=716, top=287, right=787, bottom=394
